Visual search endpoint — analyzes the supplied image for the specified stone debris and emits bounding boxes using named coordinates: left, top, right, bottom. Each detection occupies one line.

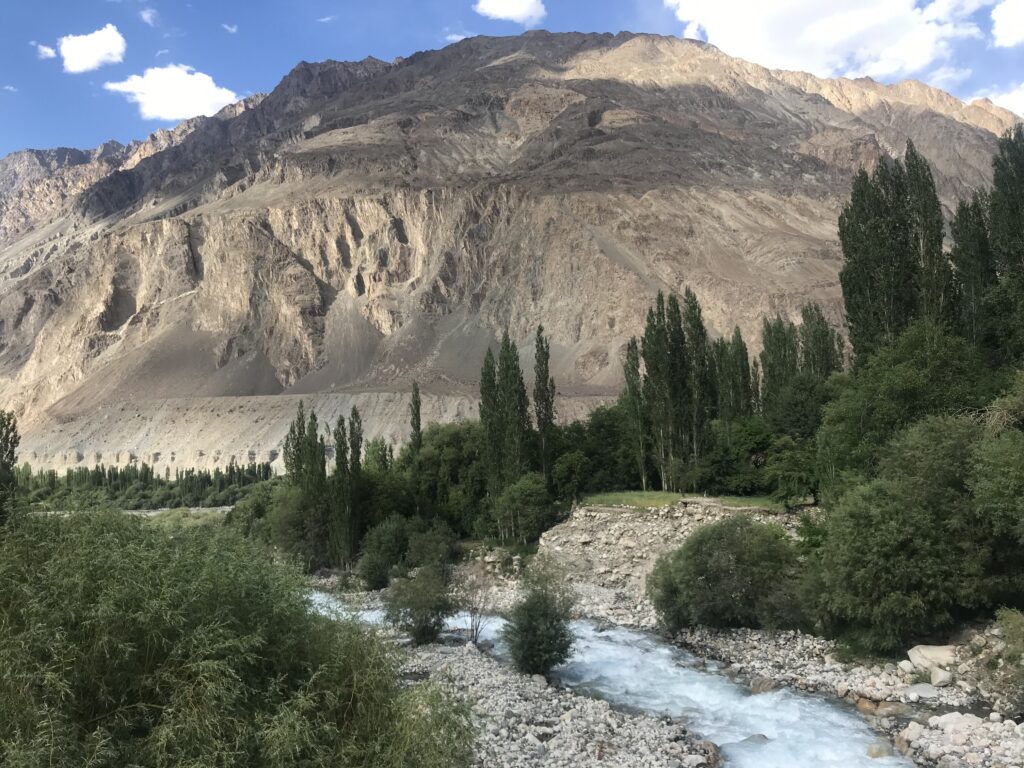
left=405, top=642, right=719, bottom=768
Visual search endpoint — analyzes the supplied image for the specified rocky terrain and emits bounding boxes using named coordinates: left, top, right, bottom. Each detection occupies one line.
left=1, top=31, right=1019, bottom=470
left=528, top=501, right=1024, bottom=767
left=408, top=642, right=718, bottom=768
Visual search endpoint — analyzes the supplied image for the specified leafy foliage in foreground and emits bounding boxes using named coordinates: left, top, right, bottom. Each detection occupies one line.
left=0, top=511, right=471, bottom=768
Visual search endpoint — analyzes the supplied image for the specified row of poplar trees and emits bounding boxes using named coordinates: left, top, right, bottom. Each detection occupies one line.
left=622, top=290, right=844, bottom=493
left=478, top=327, right=557, bottom=538
left=839, top=129, right=1024, bottom=363
left=282, top=401, right=364, bottom=570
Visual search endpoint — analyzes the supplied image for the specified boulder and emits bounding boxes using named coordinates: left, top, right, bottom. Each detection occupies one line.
left=905, top=683, right=939, bottom=700
left=908, top=645, right=956, bottom=672
left=898, top=660, right=916, bottom=674
left=931, top=667, right=953, bottom=687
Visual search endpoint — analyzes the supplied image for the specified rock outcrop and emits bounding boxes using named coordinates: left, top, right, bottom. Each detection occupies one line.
left=1, top=31, right=1018, bottom=468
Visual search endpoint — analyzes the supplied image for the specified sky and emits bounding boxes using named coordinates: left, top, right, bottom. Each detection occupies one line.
left=1, top=0, right=1023, bottom=157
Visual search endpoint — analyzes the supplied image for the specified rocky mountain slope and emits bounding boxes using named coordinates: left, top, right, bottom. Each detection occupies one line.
left=1, top=31, right=1018, bottom=472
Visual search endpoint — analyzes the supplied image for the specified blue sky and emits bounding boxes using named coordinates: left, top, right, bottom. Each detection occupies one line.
left=1, top=0, right=1022, bottom=157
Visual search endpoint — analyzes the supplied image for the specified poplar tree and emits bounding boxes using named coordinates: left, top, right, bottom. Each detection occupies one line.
left=839, top=161, right=920, bottom=359
left=497, top=331, right=530, bottom=488
left=0, top=410, right=18, bottom=524
left=533, top=326, right=556, bottom=491
left=622, top=337, right=648, bottom=491
left=905, top=140, right=953, bottom=323
left=479, top=347, right=500, bottom=494
left=666, top=294, right=691, bottom=472
left=759, top=315, right=800, bottom=420
left=798, top=303, right=844, bottom=381
left=345, top=406, right=364, bottom=563
left=990, top=124, right=1024, bottom=275
left=331, top=416, right=352, bottom=566
left=682, top=288, right=714, bottom=463
left=409, top=381, right=422, bottom=456
left=950, top=194, right=996, bottom=345
left=642, top=295, right=672, bottom=490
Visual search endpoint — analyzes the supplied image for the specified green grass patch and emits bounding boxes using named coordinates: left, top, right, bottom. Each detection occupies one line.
left=581, top=491, right=785, bottom=513
left=141, top=507, right=227, bottom=530
left=687, top=495, right=786, bottom=513
left=581, top=491, right=683, bottom=508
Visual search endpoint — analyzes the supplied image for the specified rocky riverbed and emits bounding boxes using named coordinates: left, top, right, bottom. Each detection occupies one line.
left=407, top=641, right=719, bottom=768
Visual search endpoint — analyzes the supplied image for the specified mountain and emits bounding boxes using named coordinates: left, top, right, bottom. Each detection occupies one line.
left=0, top=31, right=1018, bottom=473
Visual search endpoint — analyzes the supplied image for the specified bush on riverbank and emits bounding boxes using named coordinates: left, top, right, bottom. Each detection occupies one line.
left=648, top=515, right=804, bottom=632
left=0, top=511, right=472, bottom=767
left=384, top=566, right=455, bottom=645
left=503, top=559, right=575, bottom=675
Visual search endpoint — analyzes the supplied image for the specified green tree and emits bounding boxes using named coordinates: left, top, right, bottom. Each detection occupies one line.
left=479, top=347, right=500, bottom=495
left=497, top=331, right=530, bottom=489
left=622, top=337, right=648, bottom=491
left=642, top=295, right=673, bottom=490
left=990, top=124, right=1024, bottom=276
left=281, top=402, right=330, bottom=569
left=839, top=161, right=920, bottom=359
left=502, top=560, right=575, bottom=676
left=950, top=193, right=996, bottom=346
left=384, top=566, right=455, bottom=645
left=759, top=315, right=799, bottom=424
left=905, top=140, right=953, bottom=322
left=410, top=381, right=423, bottom=456
left=648, top=516, right=803, bottom=632
left=492, top=472, right=552, bottom=544
left=331, top=415, right=353, bottom=566
left=682, top=288, right=715, bottom=465
left=533, top=326, right=557, bottom=491
left=798, top=303, right=844, bottom=381
left=666, top=294, right=692, bottom=467
left=0, top=410, right=18, bottom=524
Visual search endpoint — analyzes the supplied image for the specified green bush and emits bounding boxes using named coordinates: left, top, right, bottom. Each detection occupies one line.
left=359, top=516, right=416, bottom=590
left=815, top=416, right=987, bottom=653
left=492, top=472, right=554, bottom=544
left=406, top=521, right=456, bottom=571
left=647, top=515, right=803, bottom=632
left=384, top=566, right=455, bottom=645
left=0, top=511, right=472, bottom=767
left=224, top=481, right=274, bottom=540
left=502, top=560, right=574, bottom=675
left=993, top=608, right=1024, bottom=715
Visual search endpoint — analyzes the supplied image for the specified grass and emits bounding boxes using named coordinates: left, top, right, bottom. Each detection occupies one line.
left=141, top=507, right=227, bottom=530
left=581, top=491, right=683, bottom=508
left=581, top=491, right=785, bottom=513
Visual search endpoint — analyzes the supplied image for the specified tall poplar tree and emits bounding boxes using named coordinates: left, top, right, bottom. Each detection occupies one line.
left=0, top=410, right=18, bottom=524
left=497, top=331, right=530, bottom=488
left=479, top=347, right=500, bottom=495
left=666, top=293, right=691, bottom=472
left=682, top=288, right=715, bottom=464
left=331, top=416, right=353, bottom=566
left=950, top=194, right=995, bottom=345
left=642, top=295, right=672, bottom=490
left=409, top=381, right=422, bottom=456
left=798, top=303, right=844, bottom=381
left=759, top=315, right=800, bottom=420
left=622, top=337, right=648, bottom=491
left=905, top=140, right=953, bottom=323
left=839, top=160, right=920, bottom=359
left=990, top=124, right=1024, bottom=275
left=533, top=326, right=556, bottom=491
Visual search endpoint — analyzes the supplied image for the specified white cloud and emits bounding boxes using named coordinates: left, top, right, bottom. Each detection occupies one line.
left=58, top=24, right=126, bottom=73
left=662, top=1, right=988, bottom=80
left=473, top=0, right=546, bottom=26
left=104, top=63, right=238, bottom=120
left=317, top=15, right=337, bottom=23
left=928, top=65, right=972, bottom=88
left=222, top=23, right=238, bottom=34
left=155, top=48, right=170, bottom=57
left=2, top=85, right=17, bottom=93
left=976, top=82, right=1024, bottom=115
left=446, top=33, right=469, bottom=42
left=140, top=9, right=158, bottom=27
left=32, top=41, right=57, bottom=60
left=992, top=0, right=1024, bottom=46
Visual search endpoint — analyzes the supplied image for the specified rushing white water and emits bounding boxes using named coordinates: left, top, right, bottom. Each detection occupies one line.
left=312, top=594, right=911, bottom=768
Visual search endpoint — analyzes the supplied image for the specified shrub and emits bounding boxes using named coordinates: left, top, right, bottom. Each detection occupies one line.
left=553, top=450, right=588, bottom=502
left=502, top=559, right=574, bottom=675
left=359, top=516, right=416, bottom=590
left=0, top=511, right=472, bottom=767
left=992, top=608, right=1024, bottom=716
left=815, top=416, right=991, bottom=653
left=224, top=481, right=274, bottom=540
left=384, top=566, right=455, bottom=645
left=647, top=515, right=803, bottom=632
left=493, top=472, right=554, bottom=544
left=406, top=520, right=456, bottom=571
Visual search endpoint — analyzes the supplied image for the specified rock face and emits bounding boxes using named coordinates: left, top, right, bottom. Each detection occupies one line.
left=1, top=31, right=1018, bottom=468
